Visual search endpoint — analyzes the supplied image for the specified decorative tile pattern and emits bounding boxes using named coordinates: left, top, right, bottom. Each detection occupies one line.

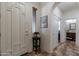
left=52, top=40, right=79, bottom=56
left=24, top=40, right=79, bottom=56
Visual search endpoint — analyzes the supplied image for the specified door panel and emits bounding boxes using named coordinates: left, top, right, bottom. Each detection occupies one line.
left=11, top=3, right=21, bottom=55
left=1, top=2, right=32, bottom=56
left=19, top=3, right=27, bottom=54
left=1, top=3, right=12, bottom=56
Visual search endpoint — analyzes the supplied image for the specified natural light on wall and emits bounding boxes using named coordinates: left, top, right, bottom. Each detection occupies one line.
left=65, top=19, right=76, bottom=31
left=66, top=19, right=76, bottom=23
left=58, top=21, right=60, bottom=31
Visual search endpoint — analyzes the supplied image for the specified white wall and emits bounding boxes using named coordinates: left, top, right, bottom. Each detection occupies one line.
left=63, top=8, right=79, bottom=19
left=0, top=2, right=40, bottom=56
left=50, top=7, right=63, bottom=52
left=40, top=2, right=55, bottom=53
left=76, top=18, right=79, bottom=45
left=1, top=3, right=12, bottom=55
left=40, top=2, right=63, bottom=53
left=53, top=7, right=66, bottom=43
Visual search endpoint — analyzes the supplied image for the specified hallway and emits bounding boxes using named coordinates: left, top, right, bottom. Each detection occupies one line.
left=0, top=2, right=79, bottom=56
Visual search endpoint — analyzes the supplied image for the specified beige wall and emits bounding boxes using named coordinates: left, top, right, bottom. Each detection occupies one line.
left=0, top=2, right=40, bottom=56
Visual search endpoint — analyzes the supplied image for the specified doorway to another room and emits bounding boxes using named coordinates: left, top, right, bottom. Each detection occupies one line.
left=65, top=19, right=76, bottom=42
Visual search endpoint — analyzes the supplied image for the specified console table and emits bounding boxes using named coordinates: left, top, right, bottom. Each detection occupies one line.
left=66, top=32, right=76, bottom=41
left=32, top=32, right=40, bottom=53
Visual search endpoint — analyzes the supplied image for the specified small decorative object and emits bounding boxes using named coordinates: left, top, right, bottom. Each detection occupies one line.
left=40, top=16, right=48, bottom=28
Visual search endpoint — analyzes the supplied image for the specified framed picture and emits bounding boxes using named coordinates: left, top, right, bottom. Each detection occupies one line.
left=40, top=16, right=48, bottom=28
left=70, top=23, right=76, bottom=30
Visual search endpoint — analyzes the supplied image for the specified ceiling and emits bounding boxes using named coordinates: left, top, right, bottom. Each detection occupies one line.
left=57, top=2, right=79, bottom=13
left=39, top=2, right=49, bottom=7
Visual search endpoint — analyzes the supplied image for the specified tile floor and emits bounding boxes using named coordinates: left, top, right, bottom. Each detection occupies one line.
left=52, top=40, right=79, bottom=56
left=24, top=40, right=79, bottom=56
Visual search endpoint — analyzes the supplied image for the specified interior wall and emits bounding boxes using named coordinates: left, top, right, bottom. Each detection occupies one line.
left=63, top=8, right=79, bottom=19
left=40, top=2, right=55, bottom=53
left=53, top=6, right=66, bottom=43
left=0, top=2, right=40, bottom=56
left=50, top=6, right=63, bottom=52
left=40, top=2, right=63, bottom=53
left=25, top=3, right=41, bottom=53
left=76, top=18, right=79, bottom=45
left=1, top=2, right=12, bottom=55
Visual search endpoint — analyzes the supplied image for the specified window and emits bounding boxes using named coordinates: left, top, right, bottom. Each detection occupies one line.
left=58, top=21, right=60, bottom=31
left=65, top=19, right=76, bottom=31
left=32, top=7, right=37, bottom=33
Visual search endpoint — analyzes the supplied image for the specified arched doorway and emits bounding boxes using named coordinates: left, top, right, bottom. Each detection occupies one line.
left=51, top=2, right=78, bottom=50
